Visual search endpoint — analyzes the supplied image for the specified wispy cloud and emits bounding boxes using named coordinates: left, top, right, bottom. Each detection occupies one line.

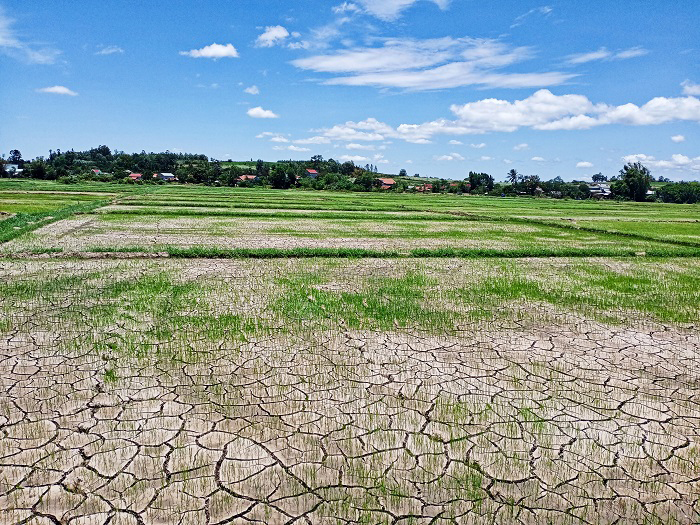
left=511, top=6, right=553, bottom=28
left=244, top=85, right=260, bottom=95
left=179, top=43, right=239, bottom=59
left=576, top=161, right=593, bottom=168
left=95, top=45, right=124, bottom=56
left=341, top=0, right=450, bottom=21
left=436, top=152, right=464, bottom=161
left=671, top=134, right=685, bottom=143
left=36, top=85, right=78, bottom=96
left=566, top=46, right=648, bottom=64
left=292, top=36, right=574, bottom=91
left=247, top=106, right=279, bottom=118
left=0, top=7, right=61, bottom=64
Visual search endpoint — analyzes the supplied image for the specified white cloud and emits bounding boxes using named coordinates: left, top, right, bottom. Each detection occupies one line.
left=373, top=154, right=389, bottom=164
left=353, top=0, right=450, bottom=21
left=436, top=152, right=464, bottom=161
left=274, top=145, right=311, bottom=152
left=346, top=143, right=376, bottom=150
left=479, top=156, right=492, bottom=161
left=179, top=43, right=239, bottom=59
left=511, top=6, right=553, bottom=28
left=293, top=136, right=332, bottom=144
left=255, top=25, right=290, bottom=48
left=470, top=142, right=486, bottom=148
left=622, top=153, right=700, bottom=171
left=96, top=45, right=124, bottom=56
left=332, top=2, right=362, bottom=14
left=448, top=140, right=462, bottom=145
left=244, top=85, right=260, bottom=95
left=531, top=156, right=545, bottom=162
left=292, top=36, right=574, bottom=91
left=576, top=161, right=593, bottom=168
left=0, top=8, right=61, bottom=64
left=340, top=155, right=369, bottom=162
left=566, top=46, right=648, bottom=64
left=681, top=80, right=700, bottom=96
left=313, top=91, right=700, bottom=146
left=671, top=135, right=685, bottom=143
left=270, top=136, right=289, bottom=143
left=36, top=85, right=78, bottom=96
left=247, top=106, right=279, bottom=118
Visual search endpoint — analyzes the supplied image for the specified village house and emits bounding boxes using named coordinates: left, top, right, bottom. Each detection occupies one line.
left=588, top=183, right=611, bottom=199
left=237, top=174, right=259, bottom=183
left=415, top=183, right=433, bottom=193
left=128, top=173, right=143, bottom=181
left=376, top=177, right=396, bottom=190
left=305, top=169, right=319, bottom=178
left=155, top=172, right=177, bottom=181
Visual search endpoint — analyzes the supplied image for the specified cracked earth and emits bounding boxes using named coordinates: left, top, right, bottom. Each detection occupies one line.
left=1, top=259, right=699, bottom=524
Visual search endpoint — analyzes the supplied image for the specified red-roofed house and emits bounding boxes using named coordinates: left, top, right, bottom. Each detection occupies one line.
left=416, top=183, right=433, bottom=192
left=305, top=169, right=319, bottom=178
left=376, top=177, right=396, bottom=190
left=237, top=174, right=259, bottom=183
left=128, top=173, right=143, bottom=181
left=91, top=169, right=102, bottom=175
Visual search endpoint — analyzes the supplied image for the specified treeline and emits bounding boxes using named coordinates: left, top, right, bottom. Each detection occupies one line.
left=2, top=146, right=699, bottom=203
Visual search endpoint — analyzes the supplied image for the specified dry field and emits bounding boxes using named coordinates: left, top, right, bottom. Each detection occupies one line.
left=1, top=184, right=699, bottom=524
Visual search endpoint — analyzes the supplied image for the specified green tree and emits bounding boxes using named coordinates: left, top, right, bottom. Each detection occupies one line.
left=507, top=169, right=518, bottom=185
left=399, top=168, right=407, bottom=177
left=612, top=162, right=652, bottom=201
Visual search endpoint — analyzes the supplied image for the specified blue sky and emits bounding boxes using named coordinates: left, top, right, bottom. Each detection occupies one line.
left=1, top=0, right=699, bottom=181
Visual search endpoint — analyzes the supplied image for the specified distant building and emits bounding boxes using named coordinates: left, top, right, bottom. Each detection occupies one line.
left=416, top=183, right=433, bottom=193
left=237, top=174, right=259, bottom=183
left=129, top=173, right=143, bottom=181
left=376, top=177, right=396, bottom=190
left=306, top=169, right=319, bottom=178
left=91, top=169, right=102, bottom=175
left=156, top=172, right=177, bottom=181
left=4, top=163, right=19, bottom=174
left=588, top=183, right=611, bottom=199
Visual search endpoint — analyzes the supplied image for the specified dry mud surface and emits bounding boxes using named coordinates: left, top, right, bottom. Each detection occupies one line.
left=1, top=267, right=699, bottom=525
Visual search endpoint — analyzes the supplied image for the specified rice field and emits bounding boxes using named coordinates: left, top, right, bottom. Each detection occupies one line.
left=1, top=183, right=699, bottom=524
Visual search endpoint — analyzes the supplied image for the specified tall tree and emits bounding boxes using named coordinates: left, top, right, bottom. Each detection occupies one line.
left=612, top=162, right=652, bottom=201
left=507, top=169, right=518, bottom=185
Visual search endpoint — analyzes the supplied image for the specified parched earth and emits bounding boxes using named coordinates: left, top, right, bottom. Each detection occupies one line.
left=2, top=316, right=699, bottom=524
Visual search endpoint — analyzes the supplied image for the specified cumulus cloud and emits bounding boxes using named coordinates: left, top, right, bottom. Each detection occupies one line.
left=244, top=85, right=260, bottom=95
left=448, top=140, right=462, bottom=145
left=36, top=85, right=78, bottom=96
left=293, top=136, right=332, bottom=144
left=531, top=156, right=545, bottom=162
left=346, top=143, right=377, bottom=150
left=470, top=143, right=486, bottom=148
left=299, top=90, right=700, bottom=146
left=274, top=145, right=310, bottom=152
left=255, top=26, right=290, bottom=48
left=566, top=46, right=647, bottom=64
left=681, top=80, right=700, bottom=96
left=479, top=156, right=492, bottom=161
left=179, top=43, right=239, bottom=59
left=671, top=135, right=685, bottom=143
left=339, top=155, right=369, bottom=162
left=95, top=45, right=124, bottom=55
left=247, top=106, right=279, bottom=118
left=576, top=161, right=593, bottom=168
left=292, top=36, right=574, bottom=91
left=0, top=8, right=61, bottom=64
left=436, top=152, right=464, bottom=161
left=622, top=153, right=700, bottom=171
